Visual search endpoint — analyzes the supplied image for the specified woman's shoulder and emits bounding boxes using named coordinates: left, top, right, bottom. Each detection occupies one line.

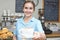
left=32, top=17, right=41, bottom=22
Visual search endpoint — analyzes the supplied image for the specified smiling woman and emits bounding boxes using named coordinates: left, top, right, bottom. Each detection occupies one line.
left=13, top=1, right=46, bottom=40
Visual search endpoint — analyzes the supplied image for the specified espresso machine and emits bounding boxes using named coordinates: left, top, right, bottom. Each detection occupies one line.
left=38, top=9, right=52, bottom=34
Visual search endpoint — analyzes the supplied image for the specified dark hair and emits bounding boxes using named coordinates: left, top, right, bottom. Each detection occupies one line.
left=23, top=1, right=35, bottom=11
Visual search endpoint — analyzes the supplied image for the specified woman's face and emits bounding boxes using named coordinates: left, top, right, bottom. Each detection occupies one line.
left=23, top=3, right=34, bottom=17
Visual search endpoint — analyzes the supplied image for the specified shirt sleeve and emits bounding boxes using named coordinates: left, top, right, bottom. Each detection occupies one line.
left=36, top=20, right=44, bottom=33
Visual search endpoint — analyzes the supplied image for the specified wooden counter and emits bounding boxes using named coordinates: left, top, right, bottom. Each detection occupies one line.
left=46, top=32, right=60, bottom=38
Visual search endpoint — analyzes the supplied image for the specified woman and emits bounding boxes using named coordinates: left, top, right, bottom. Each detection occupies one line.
left=13, top=1, right=46, bottom=40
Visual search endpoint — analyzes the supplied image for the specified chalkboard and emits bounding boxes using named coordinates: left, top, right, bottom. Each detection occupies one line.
left=44, top=0, right=59, bottom=21
left=15, top=0, right=25, bottom=13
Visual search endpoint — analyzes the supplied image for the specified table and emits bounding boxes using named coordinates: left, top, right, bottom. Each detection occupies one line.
left=46, top=32, right=60, bottom=38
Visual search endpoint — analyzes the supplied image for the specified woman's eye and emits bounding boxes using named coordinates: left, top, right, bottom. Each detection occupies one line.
left=25, top=7, right=28, bottom=9
left=30, top=7, right=32, bottom=10
left=24, top=7, right=33, bottom=10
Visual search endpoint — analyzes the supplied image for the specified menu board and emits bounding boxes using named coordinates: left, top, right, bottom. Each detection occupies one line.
left=15, top=0, right=25, bottom=13
left=44, top=0, right=59, bottom=21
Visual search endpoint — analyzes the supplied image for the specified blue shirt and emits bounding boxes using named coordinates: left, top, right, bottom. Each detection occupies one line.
left=14, top=17, right=44, bottom=40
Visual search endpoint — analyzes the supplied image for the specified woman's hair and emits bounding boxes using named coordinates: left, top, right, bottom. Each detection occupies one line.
left=23, top=1, right=35, bottom=11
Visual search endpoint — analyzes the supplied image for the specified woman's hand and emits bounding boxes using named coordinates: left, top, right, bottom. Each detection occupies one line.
left=33, top=32, right=41, bottom=40
left=33, top=32, right=46, bottom=40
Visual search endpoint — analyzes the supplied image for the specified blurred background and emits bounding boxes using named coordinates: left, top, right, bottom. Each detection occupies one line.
left=0, top=0, right=60, bottom=40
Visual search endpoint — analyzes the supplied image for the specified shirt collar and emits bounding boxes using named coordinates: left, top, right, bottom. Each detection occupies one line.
left=19, top=17, right=35, bottom=23
left=30, top=17, right=35, bottom=22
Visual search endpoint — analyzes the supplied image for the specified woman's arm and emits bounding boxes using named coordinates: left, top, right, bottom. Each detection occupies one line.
left=33, top=20, right=46, bottom=40
left=39, top=33, right=46, bottom=40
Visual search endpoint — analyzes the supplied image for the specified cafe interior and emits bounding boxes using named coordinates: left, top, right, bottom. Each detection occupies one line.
left=0, top=0, right=60, bottom=40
